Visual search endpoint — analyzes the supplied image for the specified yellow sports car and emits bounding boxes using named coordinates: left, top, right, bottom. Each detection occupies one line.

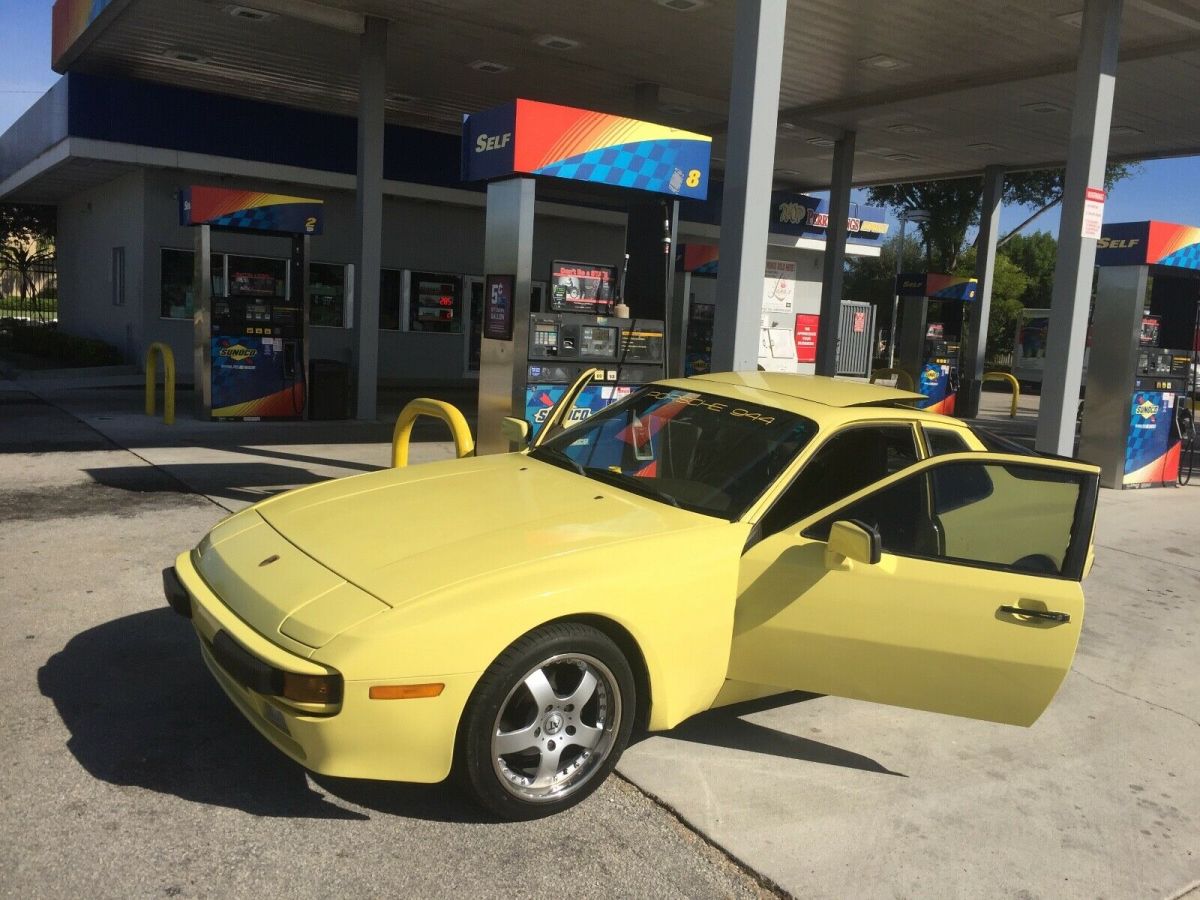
left=165, top=373, right=1099, bottom=820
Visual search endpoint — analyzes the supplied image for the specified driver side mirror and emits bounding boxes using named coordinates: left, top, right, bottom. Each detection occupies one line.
left=825, top=519, right=882, bottom=569
left=500, top=416, right=531, bottom=446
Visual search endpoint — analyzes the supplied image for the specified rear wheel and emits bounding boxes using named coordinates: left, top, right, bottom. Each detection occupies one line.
left=458, top=622, right=635, bottom=820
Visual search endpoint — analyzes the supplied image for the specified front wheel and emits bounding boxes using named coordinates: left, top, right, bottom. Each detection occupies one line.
left=458, top=622, right=636, bottom=820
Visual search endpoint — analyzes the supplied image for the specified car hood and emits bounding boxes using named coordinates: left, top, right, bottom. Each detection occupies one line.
left=250, top=451, right=712, bottom=620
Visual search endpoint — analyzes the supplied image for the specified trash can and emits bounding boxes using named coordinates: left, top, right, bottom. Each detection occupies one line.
left=308, top=358, right=350, bottom=420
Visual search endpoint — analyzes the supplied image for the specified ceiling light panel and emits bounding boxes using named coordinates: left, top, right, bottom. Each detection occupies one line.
left=534, top=34, right=581, bottom=51
left=654, top=0, right=709, bottom=11
left=226, top=5, right=276, bottom=22
left=162, top=48, right=210, bottom=64
left=1021, top=100, right=1067, bottom=113
left=860, top=54, right=911, bottom=70
left=469, top=60, right=511, bottom=74
left=887, top=123, right=931, bottom=135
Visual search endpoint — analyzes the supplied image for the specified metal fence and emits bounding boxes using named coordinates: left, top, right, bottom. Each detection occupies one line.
left=837, top=300, right=876, bottom=377
left=1, top=257, right=57, bottom=324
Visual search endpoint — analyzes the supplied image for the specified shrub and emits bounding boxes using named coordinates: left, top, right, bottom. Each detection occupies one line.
left=2, top=321, right=123, bottom=367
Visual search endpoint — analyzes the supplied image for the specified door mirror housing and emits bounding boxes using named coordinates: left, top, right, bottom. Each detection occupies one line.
left=500, top=416, right=531, bottom=446
left=825, top=519, right=882, bottom=568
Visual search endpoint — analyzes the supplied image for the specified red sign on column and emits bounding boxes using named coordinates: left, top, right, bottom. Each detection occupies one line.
left=853, top=311, right=866, bottom=333
left=795, top=314, right=819, bottom=363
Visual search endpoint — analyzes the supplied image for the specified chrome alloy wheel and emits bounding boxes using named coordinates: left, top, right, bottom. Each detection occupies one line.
left=491, top=652, right=622, bottom=803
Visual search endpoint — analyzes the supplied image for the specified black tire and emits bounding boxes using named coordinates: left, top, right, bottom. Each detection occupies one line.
left=457, top=622, right=636, bottom=821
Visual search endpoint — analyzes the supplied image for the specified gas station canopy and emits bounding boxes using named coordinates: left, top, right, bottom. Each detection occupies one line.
left=47, top=0, right=1200, bottom=192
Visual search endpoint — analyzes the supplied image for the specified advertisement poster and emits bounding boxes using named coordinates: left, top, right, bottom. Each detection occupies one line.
left=762, top=259, right=796, bottom=315
left=550, top=261, right=616, bottom=314
left=794, top=313, right=819, bottom=363
left=483, top=274, right=514, bottom=341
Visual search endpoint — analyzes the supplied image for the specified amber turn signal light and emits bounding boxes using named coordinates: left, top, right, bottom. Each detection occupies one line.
left=369, top=683, right=445, bottom=700
left=281, top=672, right=344, bottom=704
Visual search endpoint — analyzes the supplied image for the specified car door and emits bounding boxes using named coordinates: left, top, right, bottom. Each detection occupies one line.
left=728, top=452, right=1100, bottom=727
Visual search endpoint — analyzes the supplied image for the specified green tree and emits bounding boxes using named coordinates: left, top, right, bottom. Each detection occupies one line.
left=954, top=247, right=1029, bottom=359
left=1, top=205, right=57, bottom=323
left=843, top=231, right=924, bottom=337
left=998, top=231, right=1057, bottom=308
left=866, top=164, right=1136, bottom=272
left=0, top=203, right=55, bottom=247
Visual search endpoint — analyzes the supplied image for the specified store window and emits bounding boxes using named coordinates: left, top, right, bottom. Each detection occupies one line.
left=409, top=272, right=463, bottom=333
left=380, top=268, right=403, bottom=330
left=309, top=263, right=347, bottom=328
left=229, top=255, right=287, bottom=297
left=160, top=249, right=224, bottom=319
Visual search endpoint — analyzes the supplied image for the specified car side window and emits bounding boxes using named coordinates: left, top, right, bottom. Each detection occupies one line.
left=804, top=460, right=1088, bottom=578
left=924, top=427, right=971, bottom=456
left=757, top=424, right=919, bottom=539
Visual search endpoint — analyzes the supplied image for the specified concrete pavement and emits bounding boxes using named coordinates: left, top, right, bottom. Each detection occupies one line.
left=0, top=377, right=772, bottom=900
left=617, top=484, right=1200, bottom=899
left=3, top=369, right=1198, bottom=899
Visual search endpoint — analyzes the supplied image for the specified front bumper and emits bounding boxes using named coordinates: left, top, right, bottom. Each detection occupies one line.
left=168, top=551, right=477, bottom=783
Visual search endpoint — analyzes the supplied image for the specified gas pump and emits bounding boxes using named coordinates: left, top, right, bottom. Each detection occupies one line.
left=1079, top=220, right=1200, bottom=488
left=524, top=310, right=665, bottom=436
left=460, top=98, right=710, bottom=453
left=895, top=273, right=978, bottom=414
left=181, top=186, right=322, bottom=421
left=209, top=243, right=306, bottom=419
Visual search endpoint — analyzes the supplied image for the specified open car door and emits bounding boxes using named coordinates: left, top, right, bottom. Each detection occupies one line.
left=531, top=367, right=601, bottom=448
left=729, top=452, right=1100, bottom=727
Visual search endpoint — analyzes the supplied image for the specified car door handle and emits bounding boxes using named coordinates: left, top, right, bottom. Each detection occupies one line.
left=998, top=605, right=1071, bottom=623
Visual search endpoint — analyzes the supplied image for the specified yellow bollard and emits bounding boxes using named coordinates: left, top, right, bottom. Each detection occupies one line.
left=145, top=342, right=175, bottom=426
left=869, top=367, right=915, bottom=391
left=982, top=371, right=1021, bottom=418
left=392, top=398, right=475, bottom=468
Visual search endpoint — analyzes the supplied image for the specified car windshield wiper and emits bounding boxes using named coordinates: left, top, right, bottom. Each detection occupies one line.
left=528, top=446, right=585, bottom=475
left=583, top=467, right=681, bottom=508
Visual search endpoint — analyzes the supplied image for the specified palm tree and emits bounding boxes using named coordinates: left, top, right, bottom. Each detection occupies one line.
left=0, top=238, right=55, bottom=322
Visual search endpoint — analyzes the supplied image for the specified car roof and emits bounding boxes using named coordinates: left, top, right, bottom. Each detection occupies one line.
left=677, top=372, right=926, bottom=408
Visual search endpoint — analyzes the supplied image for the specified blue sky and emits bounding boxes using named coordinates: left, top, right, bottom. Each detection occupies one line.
left=3, top=0, right=1199, bottom=239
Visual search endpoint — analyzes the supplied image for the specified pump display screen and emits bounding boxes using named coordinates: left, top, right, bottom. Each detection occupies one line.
left=550, top=261, right=616, bottom=314
left=619, top=328, right=665, bottom=362
left=580, top=326, right=618, bottom=358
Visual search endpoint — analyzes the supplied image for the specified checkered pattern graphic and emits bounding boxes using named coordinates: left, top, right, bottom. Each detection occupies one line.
left=535, top=140, right=686, bottom=193
left=1124, top=393, right=1167, bottom=476
left=1157, top=242, right=1200, bottom=270
left=212, top=207, right=284, bottom=231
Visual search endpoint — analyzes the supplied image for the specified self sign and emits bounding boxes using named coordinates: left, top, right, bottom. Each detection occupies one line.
left=475, top=132, right=513, bottom=152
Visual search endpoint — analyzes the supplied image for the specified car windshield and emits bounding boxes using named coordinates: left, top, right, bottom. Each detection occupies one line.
left=530, top=385, right=817, bottom=519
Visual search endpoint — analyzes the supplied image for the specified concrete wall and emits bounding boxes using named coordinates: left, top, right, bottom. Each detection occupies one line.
left=131, top=169, right=626, bottom=382
left=56, top=169, right=145, bottom=360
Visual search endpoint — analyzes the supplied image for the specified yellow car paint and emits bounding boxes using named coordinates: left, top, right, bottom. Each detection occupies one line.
left=728, top=452, right=1096, bottom=726
left=173, top=374, right=1098, bottom=787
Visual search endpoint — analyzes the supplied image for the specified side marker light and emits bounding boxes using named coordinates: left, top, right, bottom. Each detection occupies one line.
left=369, top=684, right=445, bottom=700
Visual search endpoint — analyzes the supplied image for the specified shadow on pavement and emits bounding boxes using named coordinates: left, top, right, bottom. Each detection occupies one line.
left=86, top=463, right=327, bottom=505
left=37, top=608, right=487, bottom=823
left=652, top=692, right=906, bottom=777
